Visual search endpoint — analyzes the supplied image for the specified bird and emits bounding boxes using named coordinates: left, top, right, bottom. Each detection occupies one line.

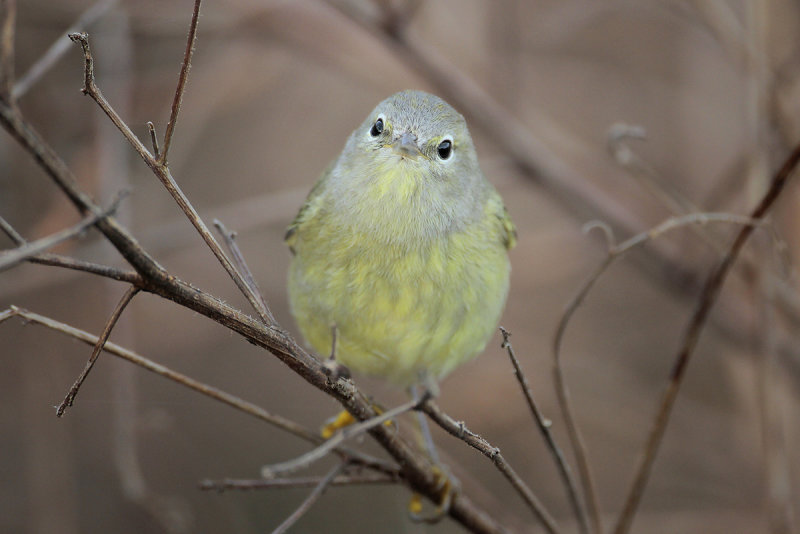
left=286, top=89, right=515, bottom=391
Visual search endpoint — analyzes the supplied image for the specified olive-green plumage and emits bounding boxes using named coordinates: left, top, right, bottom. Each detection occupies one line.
left=286, top=90, right=515, bottom=387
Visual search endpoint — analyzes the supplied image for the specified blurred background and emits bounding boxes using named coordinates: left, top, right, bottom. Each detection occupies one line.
left=2, top=0, right=799, bottom=532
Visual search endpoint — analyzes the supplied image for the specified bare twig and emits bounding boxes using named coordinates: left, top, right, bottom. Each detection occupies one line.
left=27, top=253, right=140, bottom=284
left=56, top=285, right=140, bottom=416
left=3, top=306, right=395, bottom=476
left=0, top=0, right=14, bottom=101
left=68, top=31, right=277, bottom=328
left=12, top=0, right=117, bottom=99
left=213, top=219, right=276, bottom=324
left=0, top=194, right=123, bottom=272
left=271, top=462, right=347, bottom=534
left=146, top=120, right=160, bottom=160
left=499, top=327, right=591, bottom=534
left=612, top=142, right=800, bottom=534
left=421, top=400, right=560, bottom=534
left=159, top=0, right=200, bottom=166
left=262, top=399, right=417, bottom=478
left=199, top=471, right=402, bottom=492
left=553, top=212, right=764, bottom=534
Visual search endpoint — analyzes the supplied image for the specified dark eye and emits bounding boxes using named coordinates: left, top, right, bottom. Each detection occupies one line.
left=437, top=139, right=453, bottom=160
left=370, top=118, right=384, bottom=137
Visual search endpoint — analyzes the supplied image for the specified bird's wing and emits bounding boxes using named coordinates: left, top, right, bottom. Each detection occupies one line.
left=285, top=164, right=332, bottom=255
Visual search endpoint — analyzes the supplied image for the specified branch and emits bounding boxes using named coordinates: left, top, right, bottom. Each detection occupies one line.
left=612, top=142, right=800, bottom=534
left=551, top=212, right=766, bottom=534
left=68, top=31, right=277, bottom=328
left=159, top=0, right=200, bottom=166
left=56, top=285, right=140, bottom=416
left=271, top=462, right=346, bottom=534
left=0, top=193, right=123, bottom=272
left=12, top=0, right=117, bottom=100
left=421, top=400, right=561, bottom=534
left=499, top=327, right=591, bottom=534
left=261, top=399, right=417, bottom=478
left=199, top=471, right=402, bottom=492
left=0, top=0, right=14, bottom=101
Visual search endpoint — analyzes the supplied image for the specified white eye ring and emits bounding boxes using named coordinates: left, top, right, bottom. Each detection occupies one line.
left=437, top=135, right=454, bottom=161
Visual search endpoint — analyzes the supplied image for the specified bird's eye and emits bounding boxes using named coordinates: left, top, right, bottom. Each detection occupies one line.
left=437, top=138, right=453, bottom=160
left=370, top=118, right=384, bottom=137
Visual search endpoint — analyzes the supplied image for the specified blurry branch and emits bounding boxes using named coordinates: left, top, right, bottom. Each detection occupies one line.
left=55, top=285, right=140, bottom=416
left=199, top=471, right=402, bottom=492
left=609, top=123, right=800, bottom=329
left=499, top=327, right=591, bottom=534
left=0, top=0, right=13, bottom=101
left=613, top=142, right=800, bottom=534
left=0, top=195, right=121, bottom=272
left=271, top=462, right=347, bottom=534
left=553, top=212, right=766, bottom=534
left=12, top=0, right=117, bottom=100
left=421, top=400, right=560, bottom=534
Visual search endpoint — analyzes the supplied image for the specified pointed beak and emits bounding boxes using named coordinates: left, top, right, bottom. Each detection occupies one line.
left=392, top=132, right=422, bottom=159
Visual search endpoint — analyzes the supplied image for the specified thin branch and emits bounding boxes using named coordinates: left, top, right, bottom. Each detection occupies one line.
left=552, top=212, right=766, bottom=534
left=499, top=327, right=591, bottom=534
left=68, top=31, right=277, bottom=327
left=199, top=471, right=402, bottom=492
left=0, top=214, right=23, bottom=243
left=421, top=400, right=560, bottom=534
left=3, top=306, right=395, bottom=476
left=12, top=0, right=117, bottom=100
left=213, top=219, right=276, bottom=324
left=0, top=193, right=123, bottom=272
left=0, top=0, right=15, bottom=101
left=612, top=142, right=800, bottom=534
left=159, top=0, right=200, bottom=166
left=271, top=462, right=347, bottom=534
left=146, top=120, right=160, bottom=160
left=56, top=285, right=140, bottom=416
left=262, top=399, right=417, bottom=478
left=27, top=253, right=140, bottom=284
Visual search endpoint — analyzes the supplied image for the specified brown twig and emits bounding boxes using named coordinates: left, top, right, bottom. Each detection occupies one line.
left=159, top=0, right=200, bottom=166
left=213, top=219, right=276, bottom=324
left=3, top=306, right=395, bottom=476
left=552, top=213, right=766, bottom=534
left=0, top=193, right=123, bottom=272
left=0, top=0, right=14, bottom=101
left=271, top=462, right=348, bottom=534
left=27, top=253, right=140, bottom=284
left=68, top=31, right=277, bottom=328
left=261, top=399, right=417, bottom=478
left=56, top=285, right=140, bottom=416
left=421, top=400, right=560, bottom=534
left=499, top=327, right=590, bottom=534
left=146, top=120, right=160, bottom=160
left=12, top=0, right=117, bottom=100
left=612, top=142, right=800, bottom=534
left=199, top=471, right=402, bottom=492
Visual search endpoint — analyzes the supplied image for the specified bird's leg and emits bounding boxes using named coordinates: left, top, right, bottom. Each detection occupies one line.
left=321, top=323, right=351, bottom=383
left=320, top=324, right=357, bottom=438
left=407, top=375, right=459, bottom=523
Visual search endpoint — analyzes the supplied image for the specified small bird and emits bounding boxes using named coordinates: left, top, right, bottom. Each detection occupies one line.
left=286, top=90, right=515, bottom=389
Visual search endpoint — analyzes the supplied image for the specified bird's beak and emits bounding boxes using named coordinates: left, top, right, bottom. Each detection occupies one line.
left=391, top=131, right=422, bottom=159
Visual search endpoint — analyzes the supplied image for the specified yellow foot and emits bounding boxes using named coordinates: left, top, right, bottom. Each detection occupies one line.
left=408, top=466, right=458, bottom=524
left=320, top=405, right=396, bottom=439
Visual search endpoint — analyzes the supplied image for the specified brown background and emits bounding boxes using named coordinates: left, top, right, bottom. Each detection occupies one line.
left=1, top=1, right=799, bottom=533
